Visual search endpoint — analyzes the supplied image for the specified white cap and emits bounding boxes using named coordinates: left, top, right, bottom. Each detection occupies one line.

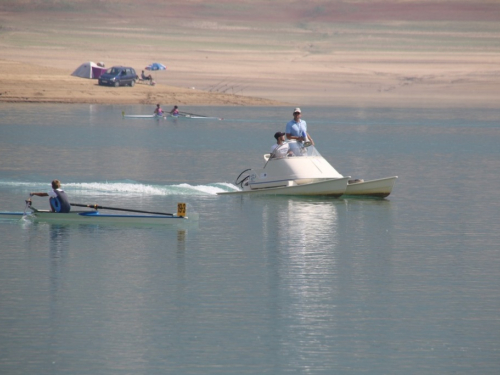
left=293, top=107, right=301, bottom=113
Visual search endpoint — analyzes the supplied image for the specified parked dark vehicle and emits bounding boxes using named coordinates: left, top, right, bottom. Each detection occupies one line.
left=98, top=66, right=137, bottom=87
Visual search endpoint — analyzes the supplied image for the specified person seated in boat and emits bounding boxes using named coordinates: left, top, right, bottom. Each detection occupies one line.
left=169, top=105, right=179, bottom=116
left=141, top=70, right=152, bottom=81
left=285, top=107, right=314, bottom=155
left=270, top=131, right=293, bottom=158
left=154, top=104, right=163, bottom=116
left=30, top=179, right=71, bottom=213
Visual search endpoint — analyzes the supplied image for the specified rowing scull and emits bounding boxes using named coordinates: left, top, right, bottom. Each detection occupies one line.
left=0, top=202, right=196, bottom=225
left=122, top=112, right=222, bottom=120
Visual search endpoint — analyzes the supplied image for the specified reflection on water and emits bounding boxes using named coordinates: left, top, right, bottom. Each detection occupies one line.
left=177, top=229, right=186, bottom=253
left=49, top=224, right=71, bottom=295
left=15, top=221, right=194, bottom=373
left=47, top=223, right=71, bottom=352
left=260, top=197, right=400, bottom=370
left=263, top=199, right=340, bottom=366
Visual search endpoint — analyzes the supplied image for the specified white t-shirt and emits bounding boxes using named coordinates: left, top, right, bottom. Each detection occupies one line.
left=270, top=143, right=290, bottom=158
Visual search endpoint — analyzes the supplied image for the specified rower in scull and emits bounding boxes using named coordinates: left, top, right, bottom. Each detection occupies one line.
left=30, top=179, right=71, bottom=213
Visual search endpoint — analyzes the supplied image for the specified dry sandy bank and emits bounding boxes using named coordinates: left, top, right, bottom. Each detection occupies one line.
left=1, top=1, right=499, bottom=108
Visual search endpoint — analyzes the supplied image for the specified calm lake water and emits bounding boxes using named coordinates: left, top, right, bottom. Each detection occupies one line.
left=1, top=103, right=499, bottom=374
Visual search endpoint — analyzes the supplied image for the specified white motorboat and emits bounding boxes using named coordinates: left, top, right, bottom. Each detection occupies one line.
left=217, top=142, right=397, bottom=198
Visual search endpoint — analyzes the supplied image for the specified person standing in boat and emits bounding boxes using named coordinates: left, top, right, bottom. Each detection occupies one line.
left=30, top=179, right=71, bottom=213
left=154, top=104, right=163, bottom=116
left=169, top=105, right=179, bottom=116
left=286, top=107, right=314, bottom=154
left=270, top=131, right=292, bottom=158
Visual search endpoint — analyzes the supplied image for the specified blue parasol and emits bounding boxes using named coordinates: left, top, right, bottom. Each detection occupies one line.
left=145, top=62, right=167, bottom=71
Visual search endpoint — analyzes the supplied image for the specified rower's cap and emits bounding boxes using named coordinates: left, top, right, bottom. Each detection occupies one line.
left=293, top=107, right=301, bottom=113
left=274, top=131, right=285, bottom=140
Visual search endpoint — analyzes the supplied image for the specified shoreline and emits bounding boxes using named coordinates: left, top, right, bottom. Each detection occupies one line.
left=0, top=59, right=289, bottom=107
left=1, top=58, right=499, bottom=109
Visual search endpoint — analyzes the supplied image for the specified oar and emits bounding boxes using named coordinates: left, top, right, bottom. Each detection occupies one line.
left=70, top=203, right=173, bottom=216
left=178, top=111, right=223, bottom=120
left=178, top=111, right=209, bottom=118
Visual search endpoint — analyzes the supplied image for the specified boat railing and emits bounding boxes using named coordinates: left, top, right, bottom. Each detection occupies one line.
left=268, top=141, right=321, bottom=159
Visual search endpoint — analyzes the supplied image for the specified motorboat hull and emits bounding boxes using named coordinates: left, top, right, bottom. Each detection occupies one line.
left=218, top=177, right=350, bottom=197
left=218, top=143, right=397, bottom=198
left=344, top=176, right=398, bottom=198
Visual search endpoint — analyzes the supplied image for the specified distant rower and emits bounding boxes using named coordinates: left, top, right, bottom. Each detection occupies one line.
left=154, top=104, right=163, bottom=115
left=170, top=105, right=179, bottom=116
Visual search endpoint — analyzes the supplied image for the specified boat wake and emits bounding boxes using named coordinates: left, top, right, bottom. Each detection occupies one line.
left=0, top=180, right=236, bottom=196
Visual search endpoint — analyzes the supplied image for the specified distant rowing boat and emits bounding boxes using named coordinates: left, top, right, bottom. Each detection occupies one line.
left=122, top=111, right=222, bottom=120
left=0, top=201, right=196, bottom=225
left=122, top=113, right=165, bottom=119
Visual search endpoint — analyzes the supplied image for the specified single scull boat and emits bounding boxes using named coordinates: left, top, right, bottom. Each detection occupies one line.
left=0, top=201, right=196, bottom=225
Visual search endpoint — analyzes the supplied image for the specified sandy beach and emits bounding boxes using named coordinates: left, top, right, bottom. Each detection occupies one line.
left=0, top=59, right=286, bottom=106
left=1, top=0, right=499, bottom=108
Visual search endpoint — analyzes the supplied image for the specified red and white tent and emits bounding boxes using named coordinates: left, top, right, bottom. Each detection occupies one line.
left=71, top=62, right=107, bottom=79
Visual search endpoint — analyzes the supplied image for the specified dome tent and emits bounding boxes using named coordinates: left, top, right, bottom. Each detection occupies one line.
left=71, top=61, right=107, bottom=79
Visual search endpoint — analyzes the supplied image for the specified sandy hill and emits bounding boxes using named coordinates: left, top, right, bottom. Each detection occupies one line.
left=0, top=0, right=499, bottom=107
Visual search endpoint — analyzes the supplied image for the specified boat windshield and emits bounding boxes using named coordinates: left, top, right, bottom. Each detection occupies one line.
left=286, top=141, right=322, bottom=157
